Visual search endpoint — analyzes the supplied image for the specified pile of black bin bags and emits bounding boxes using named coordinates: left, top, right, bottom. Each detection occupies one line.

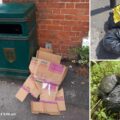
left=99, top=74, right=120, bottom=112
left=103, top=12, right=120, bottom=54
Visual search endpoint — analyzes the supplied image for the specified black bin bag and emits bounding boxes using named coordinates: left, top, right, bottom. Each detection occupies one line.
left=103, top=85, right=120, bottom=112
left=108, top=12, right=120, bottom=30
left=103, top=29, right=120, bottom=54
left=99, top=75, right=117, bottom=98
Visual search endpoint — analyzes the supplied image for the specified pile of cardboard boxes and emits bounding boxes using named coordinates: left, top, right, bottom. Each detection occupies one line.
left=15, top=48, right=68, bottom=115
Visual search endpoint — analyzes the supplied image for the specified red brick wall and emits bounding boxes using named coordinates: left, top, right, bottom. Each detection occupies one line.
left=3, top=0, right=89, bottom=57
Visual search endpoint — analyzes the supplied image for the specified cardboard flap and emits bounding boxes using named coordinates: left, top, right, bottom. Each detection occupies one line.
left=56, top=88, right=66, bottom=111
left=40, top=85, right=58, bottom=101
left=36, top=51, right=61, bottom=64
left=29, top=57, right=39, bottom=74
left=15, top=87, right=29, bottom=102
left=31, top=101, right=44, bottom=113
left=40, top=47, right=53, bottom=53
left=16, top=75, right=41, bottom=102
left=34, top=59, right=67, bottom=85
left=44, top=102, right=60, bottom=115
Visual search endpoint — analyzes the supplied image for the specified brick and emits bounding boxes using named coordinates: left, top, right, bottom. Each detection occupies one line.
left=66, top=3, right=74, bottom=8
left=63, top=26, right=72, bottom=31
left=75, top=3, right=89, bottom=8
left=61, top=9, right=80, bottom=15
left=65, top=15, right=80, bottom=20
left=38, top=19, right=53, bottom=24
left=38, top=3, right=65, bottom=9
left=61, top=0, right=82, bottom=2
left=52, top=9, right=61, bottom=14
left=47, top=14, right=65, bottom=20
left=46, top=25, right=64, bottom=31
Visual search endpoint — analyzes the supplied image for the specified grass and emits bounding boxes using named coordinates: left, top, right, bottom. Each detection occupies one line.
left=91, top=61, right=120, bottom=120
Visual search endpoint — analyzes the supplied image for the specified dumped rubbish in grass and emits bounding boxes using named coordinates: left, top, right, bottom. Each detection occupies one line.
left=99, top=75, right=120, bottom=112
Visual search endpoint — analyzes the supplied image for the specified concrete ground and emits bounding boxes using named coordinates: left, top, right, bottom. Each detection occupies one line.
left=91, top=0, right=120, bottom=60
left=0, top=67, right=89, bottom=120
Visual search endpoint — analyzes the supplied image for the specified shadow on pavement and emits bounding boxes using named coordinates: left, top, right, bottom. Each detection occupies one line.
left=91, top=5, right=110, bottom=16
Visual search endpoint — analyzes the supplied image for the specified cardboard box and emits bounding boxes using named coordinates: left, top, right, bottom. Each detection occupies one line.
left=29, top=57, right=39, bottom=74
left=36, top=51, right=61, bottom=64
left=39, top=47, right=53, bottom=53
left=31, top=100, right=60, bottom=115
left=40, top=83, right=59, bottom=102
left=31, top=101, right=44, bottom=114
left=34, top=58, right=68, bottom=85
left=16, top=75, right=41, bottom=102
left=56, top=88, right=66, bottom=111
left=16, top=48, right=68, bottom=115
left=15, top=86, right=29, bottom=102
left=44, top=101, right=60, bottom=115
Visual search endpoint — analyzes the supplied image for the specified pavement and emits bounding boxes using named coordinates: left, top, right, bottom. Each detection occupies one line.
left=0, top=67, right=89, bottom=120
left=91, top=0, right=120, bottom=60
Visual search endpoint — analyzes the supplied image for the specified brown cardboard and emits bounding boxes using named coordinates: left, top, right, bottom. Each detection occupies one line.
left=31, top=101, right=44, bottom=114
left=16, top=75, right=41, bottom=102
left=40, top=47, right=53, bottom=53
left=44, top=102, right=60, bottom=115
left=56, top=88, right=66, bottom=111
left=40, top=84, right=59, bottom=102
left=34, top=59, right=68, bottom=85
left=31, top=101, right=60, bottom=115
left=24, top=75, right=41, bottom=98
left=16, top=48, right=68, bottom=115
left=15, top=87, right=29, bottom=102
left=36, top=51, right=61, bottom=64
left=29, top=57, right=39, bottom=74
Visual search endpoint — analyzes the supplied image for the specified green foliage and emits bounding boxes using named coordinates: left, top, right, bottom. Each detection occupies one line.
left=91, top=61, right=120, bottom=120
left=70, top=46, right=89, bottom=65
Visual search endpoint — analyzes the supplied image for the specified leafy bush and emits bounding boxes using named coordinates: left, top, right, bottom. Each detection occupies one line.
left=70, top=46, right=89, bottom=65
left=91, top=61, right=120, bottom=120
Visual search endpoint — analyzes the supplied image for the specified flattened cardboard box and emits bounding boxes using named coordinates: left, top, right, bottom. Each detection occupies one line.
left=36, top=50, right=61, bottom=64
left=16, top=75, right=41, bottom=102
left=56, top=88, right=66, bottom=111
left=31, top=101, right=60, bottom=115
left=37, top=47, right=53, bottom=54
left=44, top=101, right=60, bottom=115
left=31, top=101, right=44, bottom=114
left=31, top=88, right=66, bottom=115
left=34, top=58, right=68, bottom=85
left=29, top=57, right=39, bottom=74
left=40, top=84, right=59, bottom=102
